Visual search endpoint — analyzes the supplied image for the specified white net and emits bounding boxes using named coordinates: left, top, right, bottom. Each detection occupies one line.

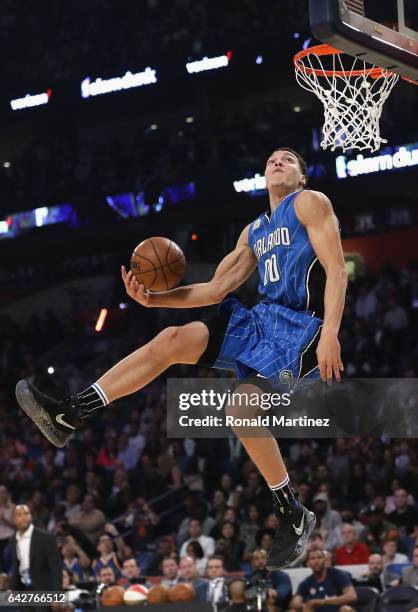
left=294, top=48, right=399, bottom=152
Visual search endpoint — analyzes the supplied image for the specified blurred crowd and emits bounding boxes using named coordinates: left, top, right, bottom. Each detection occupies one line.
left=0, top=258, right=416, bottom=610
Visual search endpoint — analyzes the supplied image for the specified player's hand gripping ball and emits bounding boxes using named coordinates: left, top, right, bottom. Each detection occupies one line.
left=131, top=236, right=186, bottom=291
left=122, top=237, right=186, bottom=305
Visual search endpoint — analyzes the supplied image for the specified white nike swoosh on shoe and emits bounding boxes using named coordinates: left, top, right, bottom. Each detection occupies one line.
left=56, top=414, right=76, bottom=430
left=292, top=514, right=305, bottom=536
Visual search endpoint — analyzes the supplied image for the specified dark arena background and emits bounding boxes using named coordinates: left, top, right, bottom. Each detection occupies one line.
left=0, top=1, right=417, bottom=611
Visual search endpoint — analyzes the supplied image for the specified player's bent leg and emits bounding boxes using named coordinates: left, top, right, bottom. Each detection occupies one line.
left=226, top=382, right=315, bottom=570
left=15, top=321, right=209, bottom=448
left=97, top=321, right=209, bottom=402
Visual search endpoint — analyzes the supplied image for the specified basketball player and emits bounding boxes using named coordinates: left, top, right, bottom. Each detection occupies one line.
left=15, top=148, right=347, bottom=569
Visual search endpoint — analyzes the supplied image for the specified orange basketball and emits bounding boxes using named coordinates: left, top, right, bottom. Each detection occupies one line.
left=168, top=582, right=196, bottom=602
left=130, top=236, right=186, bottom=291
left=101, top=585, right=125, bottom=606
left=147, top=584, right=169, bottom=604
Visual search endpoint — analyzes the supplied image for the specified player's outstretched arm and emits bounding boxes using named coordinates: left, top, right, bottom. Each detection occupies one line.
left=122, top=225, right=257, bottom=309
left=295, top=190, right=348, bottom=383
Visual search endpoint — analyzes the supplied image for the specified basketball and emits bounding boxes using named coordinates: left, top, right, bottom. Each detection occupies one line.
left=167, top=582, right=196, bottom=602
left=130, top=237, right=186, bottom=291
left=101, top=585, right=125, bottom=606
left=123, top=583, right=149, bottom=605
left=147, top=584, right=169, bottom=604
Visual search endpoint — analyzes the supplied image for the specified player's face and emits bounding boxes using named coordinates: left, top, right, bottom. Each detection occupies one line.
left=265, top=150, right=305, bottom=192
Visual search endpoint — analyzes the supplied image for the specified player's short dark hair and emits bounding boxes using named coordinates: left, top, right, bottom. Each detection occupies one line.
left=271, top=147, right=308, bottom=185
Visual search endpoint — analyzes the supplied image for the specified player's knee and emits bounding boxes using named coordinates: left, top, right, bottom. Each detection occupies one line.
left=150, top=326, right=181, bottom=360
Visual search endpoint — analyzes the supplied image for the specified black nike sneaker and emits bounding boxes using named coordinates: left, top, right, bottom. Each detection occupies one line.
left=266, top=503, right=316, bottom=570
left=15, top=379, right=82, bottom=448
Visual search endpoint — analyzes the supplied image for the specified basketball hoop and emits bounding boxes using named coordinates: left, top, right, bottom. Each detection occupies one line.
left=293, top=44, right=401, bottom=152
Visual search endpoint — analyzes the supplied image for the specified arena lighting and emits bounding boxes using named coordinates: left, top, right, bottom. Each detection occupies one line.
left=0, top=204, right=77, bottom=240
left=47, top=367, right=55, bottom=375
left=10, top=89, right=51, bottom=111
left=95, top=308, right=108, bottom=332
left=335, top=143, right=418, bottom=178
left=186, top=51, right=232, bottom=74
left=35, top=207, right=48, bottom=227
left=80, top=68, right=157, bottom=98
left=233, top=173, right=267, bottom=194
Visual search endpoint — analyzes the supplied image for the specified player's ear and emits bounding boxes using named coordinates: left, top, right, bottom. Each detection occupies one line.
left=299, top=175, right=306, bottom=188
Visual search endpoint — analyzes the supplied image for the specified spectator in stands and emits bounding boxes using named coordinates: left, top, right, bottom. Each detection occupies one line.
left=382, top=537, right=409, bottom=566
left=383, top=297, right=408, bottom=331
left=205, top=555, right=228, bottom=606
left=69, top=494, right=106, bottom=545
left=118, top=557, right=151, bottom=587
left=384, top=479, right=411, bottom=514
left=179, top=518, right=215, bottom=558
left=61, top=535, right=90, bottom=582
left=256, top=528, right=275, bottom=554
left=209, top=490, right=227, bottom=525
left=402, top=545, right=418, bottom=587
left=62, top=567, right=76, bottom=590
left=92, top=533, right=121, bottom=579
left=359, top=553, right=399, bottom=591
left=387, top=488, right=418, bottom=536
left=264, top=512, right=279, bottom=532
left=186, top=539, right=207, bottom=576
left=355, top=283, right=377, bottom=320
left=178, top=556, right=208, bottom=602
left=28, top=491, right=51, bottom=529
left=0, top=573, right=9, bottom=603
left=246, top=548, right=292, bottom=611
left=227, top=579, right=247, bottom=611
left=359, top=504, right=396, bottom=553
left=335, top=523, right=370, bottom=565
left=147, top=536, right=176, bottom=576
left=64, top=485, right=81, bottom=520
left=296, top=529, right=328, bottom=567
left=327, top=509, right=365, bottom=550
left=96, top=433, right=119, bottom=471
left=313, top=492, right=342, bottom=534
left=215, top=521, right=245, bottom=571
left=0, top=486, right=15, bottom=571
left=117, top=432, right=140, bottom=470
left=160, top=557, right=179, bottom=588
left=97, top=565, right=117, bottom=587
left=289, top=548, right=357, bottom=612
left=239, top=504, right=261, bottom=559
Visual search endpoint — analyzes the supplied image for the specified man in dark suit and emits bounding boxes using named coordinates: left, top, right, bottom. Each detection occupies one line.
left=9, top=505, right=62, bottom=596
left=205, top=555, right=228, bottom=606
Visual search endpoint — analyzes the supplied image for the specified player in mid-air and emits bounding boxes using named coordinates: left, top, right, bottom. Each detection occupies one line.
left=15, top=148, right=347, bottom=569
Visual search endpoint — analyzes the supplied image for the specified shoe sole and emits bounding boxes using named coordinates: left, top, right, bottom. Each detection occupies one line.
left=266, top=510, right=317, bottom=571
left=15, top=380, right=69, bottom=448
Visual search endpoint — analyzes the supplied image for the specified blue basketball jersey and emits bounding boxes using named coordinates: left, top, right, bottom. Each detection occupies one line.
left=248, top=189, right=325, bottom=316
left=210, top=189, right=325, bottom=386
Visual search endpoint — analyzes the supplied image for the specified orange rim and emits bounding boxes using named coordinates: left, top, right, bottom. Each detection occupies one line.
left=294, top=43, right=392, bottom=78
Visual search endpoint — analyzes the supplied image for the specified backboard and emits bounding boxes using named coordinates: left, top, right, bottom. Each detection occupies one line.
left=309, top=0, right=418, bottom=83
